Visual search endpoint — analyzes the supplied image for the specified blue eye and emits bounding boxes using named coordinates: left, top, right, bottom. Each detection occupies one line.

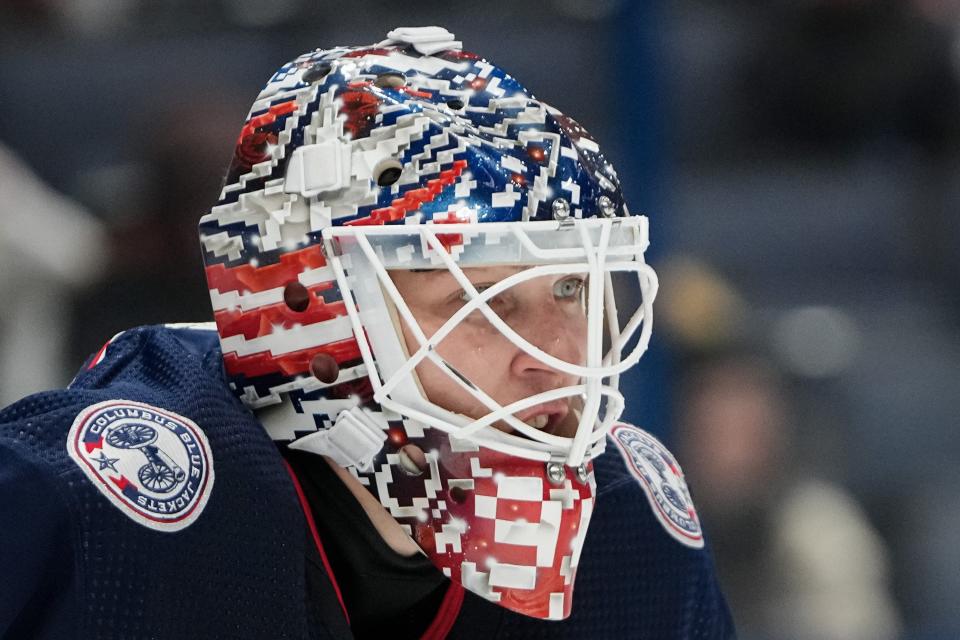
left=554, top=277, right=585, bottom=299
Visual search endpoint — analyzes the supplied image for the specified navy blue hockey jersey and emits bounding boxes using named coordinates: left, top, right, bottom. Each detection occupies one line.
left=0, top=324, right=734, bottom=639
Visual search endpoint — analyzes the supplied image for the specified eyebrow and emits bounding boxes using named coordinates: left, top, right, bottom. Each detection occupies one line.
left=409, top=265, right=529, bottom=273
left=408, top=269, right=448, bottom=278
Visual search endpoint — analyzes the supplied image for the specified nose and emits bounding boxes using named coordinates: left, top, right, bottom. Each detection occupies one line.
left=508, top=301, right=586, bottom=385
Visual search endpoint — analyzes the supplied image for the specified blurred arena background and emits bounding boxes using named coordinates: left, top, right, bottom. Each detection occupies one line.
left=1, top=1, right=958, bottom=638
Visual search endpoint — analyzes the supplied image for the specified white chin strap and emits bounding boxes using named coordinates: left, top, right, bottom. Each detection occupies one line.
left=319, top=217, right=657, bottom=468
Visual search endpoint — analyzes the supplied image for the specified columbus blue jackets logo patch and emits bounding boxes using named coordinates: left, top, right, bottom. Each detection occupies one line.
left=67, top=400, right=215, bottom=532
left=610, top=424, right=703, bottom=549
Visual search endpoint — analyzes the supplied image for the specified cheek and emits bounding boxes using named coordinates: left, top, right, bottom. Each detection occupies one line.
left=565, top=309, right=589, bottom=363
left=571, top=311, right=588, bottom=340
left=425, top=324, right=514, bottom=411
left=398, top=306, right=449, bottom=354
left=397, top=311, right=505, bottom=408
left=435, top=323, right=509, bottom=381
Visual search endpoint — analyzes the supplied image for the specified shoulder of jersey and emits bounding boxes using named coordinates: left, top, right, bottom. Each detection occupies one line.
left=78, top=322, right=220, bottom=377
left=603, top=422, right=705, bottom=549
left=0, top=323, right=221, bottom=533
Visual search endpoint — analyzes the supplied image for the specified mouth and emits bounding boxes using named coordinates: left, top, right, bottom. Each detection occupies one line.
left=515, top=400, right=571, bottom=437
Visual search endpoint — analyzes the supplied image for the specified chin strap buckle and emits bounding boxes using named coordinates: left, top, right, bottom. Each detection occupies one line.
left=287, top=408, right=387, bottom=473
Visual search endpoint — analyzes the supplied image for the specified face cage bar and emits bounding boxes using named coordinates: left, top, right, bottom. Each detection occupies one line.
left=323, top=218, right=658, bottom=467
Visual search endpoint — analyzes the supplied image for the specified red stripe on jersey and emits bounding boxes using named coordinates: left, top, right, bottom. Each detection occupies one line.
left=345, top=159, right=468, bottom=226
left=420, top=582, right=464, bottom=640
left=205, top=244, right=327, bottom=295
left=87, top=340, right=110, bottom=370
left=222, top=338, right=361, bottom=378
left=283, top=460, right=351, bottom=627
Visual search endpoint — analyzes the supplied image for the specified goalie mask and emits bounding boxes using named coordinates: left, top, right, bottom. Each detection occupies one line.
left=200, top=26, right=657, bottom=620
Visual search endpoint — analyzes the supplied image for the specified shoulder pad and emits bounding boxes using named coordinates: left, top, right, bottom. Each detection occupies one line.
left=607, top=422, right=704, bottom=549
left=71, top=324, right=221, bottom=389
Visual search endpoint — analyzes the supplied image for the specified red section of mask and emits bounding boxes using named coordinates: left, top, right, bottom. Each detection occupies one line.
left=382, top=439, right=596, bottom=620
left=214, top=293, right=345, bottom=341
left=340, top=89, right=380, bottom=139
left=341, top=47, right=392, bottom=58
left=205, top=245, right=327, bottom=295
left=429, top=210, right=472, bottom=252
left=222, top=338, right=362, bottom=378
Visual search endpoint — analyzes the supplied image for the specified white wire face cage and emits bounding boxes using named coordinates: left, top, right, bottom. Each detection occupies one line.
left=323, top=217, right=658, bottom=468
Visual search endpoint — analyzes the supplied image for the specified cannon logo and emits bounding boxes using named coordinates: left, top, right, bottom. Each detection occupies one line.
left=68, top=400, right=215, bottom=532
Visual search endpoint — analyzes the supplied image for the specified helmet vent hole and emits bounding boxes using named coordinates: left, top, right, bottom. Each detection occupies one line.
left=373, top=73, right=406, bottom=89
left=309, top=353, right=340, bottom=384
left=374, top=158, right=404, bottom=187
left=284, top=281, right=310, bottom=312
left=398, top=444, right=428, bottom=476
left=303, top=62, right=331, bottom=83
left=446, top=98, right=464, bottom=110
left=448, top=486, right=468, bottom=504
